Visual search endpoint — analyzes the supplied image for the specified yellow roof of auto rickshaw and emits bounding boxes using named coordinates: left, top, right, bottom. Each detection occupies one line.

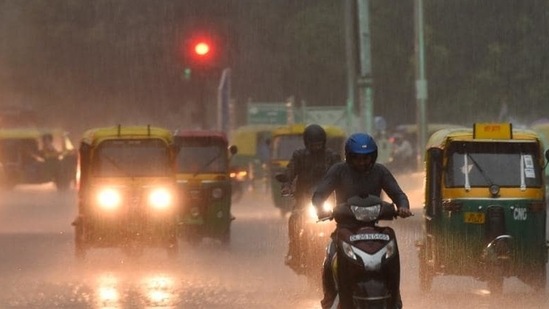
left=531, top=123, right=549, bottom=144
left=426, top=124, right=542, bottom=150
left=0, top=128, right=67, bottom=140
left=271, top=123, right=346, bottom=137
left=80, top=125, right=174, bottom=146
left=229, top=124, right=279, bottom=157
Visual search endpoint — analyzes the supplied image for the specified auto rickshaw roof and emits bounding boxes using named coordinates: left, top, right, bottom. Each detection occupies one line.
left=271, top=123, right=346, bottom=137
left=531, top=123, right=549, bottom=143
left=229, top=124, right=278, bottom=157
left=0, top=128, right=68, bottom=140
left=81, top=125, right=173, bottom=146
left=174, top=129, right=228, bottom=144
left=426, top=124, right=542, bottom=150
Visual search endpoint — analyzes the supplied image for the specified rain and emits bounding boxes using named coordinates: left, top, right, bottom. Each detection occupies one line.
left=0, top=1, right=548, bottom=308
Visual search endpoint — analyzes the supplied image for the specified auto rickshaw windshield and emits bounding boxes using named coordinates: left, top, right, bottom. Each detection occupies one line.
left=176, top=141, right=227, bottom=173
left=445, top=141, right=543, bottom=188
left=0, top=139, right=38, bottom=162
left=92, top=139, right=171, bottom=177
left=272, top=135, right=302, bottom=160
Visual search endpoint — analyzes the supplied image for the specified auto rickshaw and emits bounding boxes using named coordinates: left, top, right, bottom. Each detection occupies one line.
left=0, top=128, right=77, bottom=190
left=229, top=124, right=278, bottom=192
left=531, top=122, right=549, bottom=185
left=269, top=123, right=346, bottom=216
left=173, top=130, right=237, bottom=245
left=73, top=125, right=179, bottom=259
left=417, top=123, right=549, bottom=293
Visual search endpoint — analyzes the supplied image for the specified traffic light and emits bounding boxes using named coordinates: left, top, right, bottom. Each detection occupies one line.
left=181, top=32, right=224, bottom=78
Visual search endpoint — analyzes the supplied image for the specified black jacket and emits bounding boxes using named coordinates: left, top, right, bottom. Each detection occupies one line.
left=312, top=161, right=410, bottom=215
left=283, top=148, right=341, bottom=200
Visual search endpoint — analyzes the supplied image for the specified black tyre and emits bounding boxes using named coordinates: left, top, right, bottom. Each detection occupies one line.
left=74, top=225, right=87, bottom=261
left=418, top=245, right=433, bottom=293
left=220, top=227, right=231, bottom=246
left=182, top=226, right=202, bottom=246
left=522, top=263, right=547, bottom=292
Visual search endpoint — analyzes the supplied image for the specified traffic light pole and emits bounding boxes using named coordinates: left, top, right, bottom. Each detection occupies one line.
left=357, top=0, right=374, bottom=134
left=415, top=0, right=428, bottom=168
left=198, top=73, right=207, bottom=129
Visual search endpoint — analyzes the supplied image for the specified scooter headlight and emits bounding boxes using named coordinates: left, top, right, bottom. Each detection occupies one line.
left=148, top=188, right=173, bottom=210
left=308, top=201, right=334, bottom=219
left=97, top=188, right=122, bottom=210
left=341, top=241, right=357, bottom=260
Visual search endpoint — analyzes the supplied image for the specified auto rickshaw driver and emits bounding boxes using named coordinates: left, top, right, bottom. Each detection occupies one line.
left=40, top=133, right=60, bottom=159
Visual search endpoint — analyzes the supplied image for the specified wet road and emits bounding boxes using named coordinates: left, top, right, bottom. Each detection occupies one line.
left=0, top=174, right=547, bottom=308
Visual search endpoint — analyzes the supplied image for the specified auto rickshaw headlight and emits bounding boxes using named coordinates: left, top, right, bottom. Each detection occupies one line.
left=230, top=170, right=248, bottom=181
left=97, top=188, right=122, bottom=210
left=148, top=188, right=173, bottom=210
left=211, top=187, right=223, bottom=199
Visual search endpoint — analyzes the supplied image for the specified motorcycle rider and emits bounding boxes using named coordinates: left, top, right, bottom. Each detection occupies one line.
left=312, top=132, right=413, bottom=309
left=280, top=124, right=341, bottom=270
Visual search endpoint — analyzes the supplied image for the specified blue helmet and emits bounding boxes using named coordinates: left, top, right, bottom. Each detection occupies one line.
left=345, top=133, right=378, bottom=163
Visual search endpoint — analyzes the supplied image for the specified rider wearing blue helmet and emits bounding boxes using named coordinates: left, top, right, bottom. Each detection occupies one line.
left=312, top=132, right=412, bottom=309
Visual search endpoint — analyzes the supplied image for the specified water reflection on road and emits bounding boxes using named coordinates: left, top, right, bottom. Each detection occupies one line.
left=0, top=175, right=546, bottom=308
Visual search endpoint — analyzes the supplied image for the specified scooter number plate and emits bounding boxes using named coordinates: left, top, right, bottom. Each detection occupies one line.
left=464, top=212, right=485, bottom=224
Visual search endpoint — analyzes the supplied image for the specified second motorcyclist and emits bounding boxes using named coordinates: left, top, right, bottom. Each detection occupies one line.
left=312, top=132, right=413, bottom=309
left=280, top=124, right=341, bottom=270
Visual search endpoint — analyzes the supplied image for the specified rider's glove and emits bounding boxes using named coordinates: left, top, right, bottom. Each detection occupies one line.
left=397, top=207, right=413, bottom=218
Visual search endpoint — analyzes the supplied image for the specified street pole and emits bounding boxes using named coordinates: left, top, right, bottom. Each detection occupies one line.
left=217, top=68, right=231, bottom=132
left=344, top=0, right=357, bottom=133
left=357, top=0, right=374, bottom=134
left=415, top=0, right=428, bottom=169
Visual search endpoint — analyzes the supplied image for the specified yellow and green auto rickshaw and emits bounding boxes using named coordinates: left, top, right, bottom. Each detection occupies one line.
left=174, top=130, right=237, bottom=245
left=269, top=123, right=346, bottom=216
left=531, top=122, right=549, bottom=185
left=73, top=125, right=179, bottom=259
left=0, top=128, right=77, bottom=190
left=417, top=123, right=549, bottom=293
left=229, top=124, right=279, bottom=191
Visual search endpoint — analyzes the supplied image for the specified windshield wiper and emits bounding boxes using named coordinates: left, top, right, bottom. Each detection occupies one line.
left=101, top=154, right=129, bottom=177
left=193, top=150, right=222, bottom=177
left=464, top=153, right=495, bottom=191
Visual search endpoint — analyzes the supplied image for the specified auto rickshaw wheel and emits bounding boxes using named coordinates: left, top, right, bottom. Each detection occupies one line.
left=220, top=227, right=231, bottom=246
left=181, top=226, right=202, bottom=246
left=486, top=274, right=504, bottom=294
left=522, top=263, right=547, bottom=291
left=418, top=244, right=433, bottom=293
left=74, top=225, right=87, bottom=261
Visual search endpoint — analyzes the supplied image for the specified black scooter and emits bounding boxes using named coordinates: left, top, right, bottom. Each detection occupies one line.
left=275, top=173, right=335, bottom=286
left=325, top=195, right=409, bottom=308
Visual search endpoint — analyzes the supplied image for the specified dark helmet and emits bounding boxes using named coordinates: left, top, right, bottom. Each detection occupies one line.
left=345, top=133, right=378, bottom=163
left=303, top=124, right=326, bottom=150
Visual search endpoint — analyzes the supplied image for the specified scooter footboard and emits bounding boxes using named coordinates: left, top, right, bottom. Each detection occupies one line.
left=352, top=279, right=391, bottom=308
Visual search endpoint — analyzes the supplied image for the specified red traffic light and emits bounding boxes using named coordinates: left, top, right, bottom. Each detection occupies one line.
left=180, top=31, right=226, bottom=74
left=194, top=42, right=210, bottom=57
left=184, top=36, right=216, bottom=65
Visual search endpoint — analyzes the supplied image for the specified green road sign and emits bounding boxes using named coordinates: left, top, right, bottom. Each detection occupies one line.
left=247, top=103, right=288, bottom=125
